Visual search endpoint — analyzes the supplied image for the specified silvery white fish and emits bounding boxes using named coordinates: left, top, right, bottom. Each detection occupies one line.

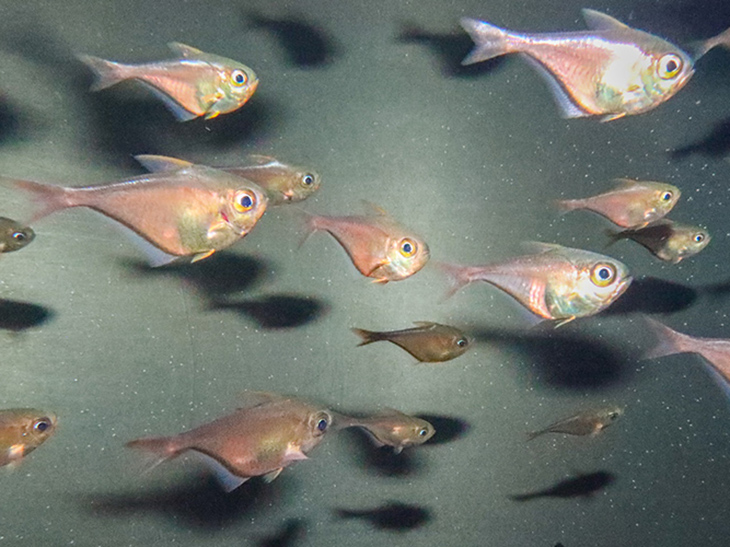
left=79, top=43, right=258, bottom=121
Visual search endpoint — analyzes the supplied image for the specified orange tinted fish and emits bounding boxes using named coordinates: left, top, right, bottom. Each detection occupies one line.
left=0, top=409, right=56, bottom=467
left=79, top=43, right=258, bottom=121
left=5, top=158, right=268, bottom=265
left=302, top=204, right=429, bottom=283
left=335, top=409, right=435, bottom=454
left=127, top=392, right=333, bottom=491
left=556, top=179, right=680, bottom=229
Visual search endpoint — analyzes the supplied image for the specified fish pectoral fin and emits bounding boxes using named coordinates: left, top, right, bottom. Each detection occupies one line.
left=204, top=110, right=221, bottom=120
left=191, top=250, right=216, bottom=263
left=553, top=316, right=576, bottom=328
left=262, top=468, right=283, bottom=483
left=366, top=260, right=391, bottom=282
left=600, top=113, right=626, bottom=123
left=134, top=154, right=194, bottom=173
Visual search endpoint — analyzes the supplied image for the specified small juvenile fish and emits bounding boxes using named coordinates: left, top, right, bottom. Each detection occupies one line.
left=439, top=243, right=631, bottom=325
left=607, top=220, right=710, bottom=263
left=0, top=217, right=34, bottom=253
left=556, top=179, right=680, bottom=229
left=335, top=502, right=431, bottom=530
left=527, top=406, right=623, bottom=441
left=126, top=392, right=333, bottom=491
left=351, top=321, right=469, bottom=363
left=79, top=42, right=258, bottom=121
left=0, top=409, right=56, bottom=467
left=336, top=409, right=435, bottom=454
left=136, top=154, right=320, bottom=206
left=461, top=9, right=695, bottom=121
left=302, top=204, right=429, bottom=283
left=510, top=471, right=615, bottom=501
left=5, top=157, right=268, bottom=265
left=644, top=317, right=730, bottom=391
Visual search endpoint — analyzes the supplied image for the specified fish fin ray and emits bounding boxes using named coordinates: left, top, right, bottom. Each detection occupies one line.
left=581, top=9, right=630, bottom=31
left=521, top=56, right=588, bottom=119
left=77, top=54, right=127, bottom=91
left=1, top=178, right=74, bottom=223
left=167, top=42, right=206, bottom=59
left=459, top=17, right=511, bottom=65
left=351, top=327, right=381, bottom=346
left=435, top=261, right=474, bottom=300
left=138, top=81, right=199, bottom=121
left=642, top=316, right=685, bottom=360
left=262, top=468, right=283, bottom=483
left=134, top=154, right=194, bottom=173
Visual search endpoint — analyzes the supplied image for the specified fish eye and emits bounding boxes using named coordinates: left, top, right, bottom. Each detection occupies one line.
left=317, top=418, right=328, bottom=431
left=233, top=190, right=256, bottom=213
left=301, top=174, right=315, bottom=187
left=33, top=418, right=51, bottom=432
left=398, top=238, right=417, bottom=258
left=418, top=428, right=429, bottom=437
left=230, top=69, right=247, bottom=87
left=658, top=53, right=682, bottom=80
left=661, top=191, right=673, bottom=202
left=609, top=412, right=619, bottom=421
left=456, top=338, right=468, bottom=348
left=11, top=231, right=26, bottom=241
left=590, top=262, right=617, bottom=287
left=694, top=233, right=705, bottom=243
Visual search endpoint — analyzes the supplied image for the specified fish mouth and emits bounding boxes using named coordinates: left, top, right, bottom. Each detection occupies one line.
left=610, top=276, right=632, bottom=303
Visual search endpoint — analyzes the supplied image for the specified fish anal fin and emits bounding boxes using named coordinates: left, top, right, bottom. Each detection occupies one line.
left=189, top=450, right=248, bottom=492
left=262, top=468, right=283, bottom=483
left=553, top=316, right=576, bottom=328
left=191, top=250, right=216, bottom=263
left=521, top=56, right=589, bottom=119
left=600, top=112, right=626, bottom=123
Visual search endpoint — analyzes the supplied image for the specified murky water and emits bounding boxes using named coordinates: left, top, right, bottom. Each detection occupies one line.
left=0, top=0, right=729, bottom=545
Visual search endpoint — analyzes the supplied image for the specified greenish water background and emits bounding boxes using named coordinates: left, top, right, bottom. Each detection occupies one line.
left=0, top=0, right=728, bottom=545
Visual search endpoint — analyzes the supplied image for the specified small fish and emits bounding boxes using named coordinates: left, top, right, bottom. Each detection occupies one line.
left=0, top=217, right=34, bottom=253
left=555, top=179, right=680, bottom=229
left=439, top=243, right=631, bottom=325
left=527, top=406, right=623, bottom=441
left=79, top=42, right=258, bottom=121
left=461, top=10, right=694, bottom=121
left=0, top=409, right=56, bottom=467
left=644, top=317, right=730, bottom=393
left=5, top=156, right=268, bottom=265
left=335, top=409, right=435, bottom=454
left=335, top=502, right=431, bottom=531
left=126, top=392, right=333, bottom=492
left=607, top=219, right=710, bottom=263
left=351, top=321, right=469, bottom=363
left=510, top=471, right=615, bottom=502
left=302, top=204, right=429, bottom=283
left=223, top=155, right=321, bottom=205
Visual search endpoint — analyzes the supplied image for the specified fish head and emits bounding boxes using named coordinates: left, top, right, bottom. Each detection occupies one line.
left=639, top=41, right=694, bottom=108
left=299, top=409, right=334, bottom=453
left=408, top=418, right=436, bottom=446
left=0, top=217, right=35, bottom=253
left=19, top=410, right=57, bottom=449
left=643, top=182, right=681, bottom=223
left=673, top=226, right=711, bottom=259
left=599, top=406, right=624, bottom=428
left=222, top=181, right=269, bottom=237
left=381, top=234, right=430, bottom=281
left=284, top=169, right=321, bottom=203
left=216, top=63, right=259, bottom=113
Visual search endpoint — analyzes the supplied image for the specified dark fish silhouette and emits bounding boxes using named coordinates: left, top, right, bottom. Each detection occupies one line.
left=335, top=502, right=431, bottom=531
left=510, top=471, right=615, bottom=502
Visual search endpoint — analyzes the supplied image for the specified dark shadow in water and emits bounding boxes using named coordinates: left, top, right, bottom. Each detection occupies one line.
left=0, top=100, right=26, bottom=145
left=244, top=11, right=339, bottom=68
left=415, top=414, right=471, bottom=445
left=603, top=277, right=698, bottom=315
left=468, top=326, right=629, bottom=389
left=628, top=0, right=730, bottom=41
left=209, top=294, right=329, bottom=329
left=122, top=253, right=268, bottom=298
left=340, top=427, right=422, bottom=477
left=396, top=23, right=505, bottom=77
left=509, top=471, right=615, bottom=502
left=0, top=299, right=54, bottom=331
left=85, top=475, right=282, bottom=531
left=670, top=117, right=730, bottom=159
left=334, top=502, right=431, bottom=532
left=258, top=518, right=307, bottom=547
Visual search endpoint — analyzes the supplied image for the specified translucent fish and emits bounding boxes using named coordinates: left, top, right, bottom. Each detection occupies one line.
left=527, top=406, right=623, bottom=441
left=352, top=321, right=469, bottom=363
left=126, top=392, right=333, bottom=492
left=461, top=9, right=695, bottom=121
left=0, top=217, right=34, bottom=253
left=301, top=203, right=429, bottom=283
left=607, top=219, right=710, bottom=263
left=556, top=179, right=681, bottom=229
left=0, top=409, right=56, bottom=467
left=335, top=409, right=435, bottom=454
left=4, top=158, right=268, bottom=265
left=439, top=243, right=631, bottom=325
left=78, top=42, right=258, bottom=121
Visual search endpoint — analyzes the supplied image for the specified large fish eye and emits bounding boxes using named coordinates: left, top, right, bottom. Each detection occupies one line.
left=233, top=190, right=256, bottom=213
left=312, top=411, right=330, bottom=435
left=230, top=69, right=248, bottom=87
left=661, top=191, right=674, bottom=202
left=658, top=53, right=682, bottom=80
left=694, top=233, right=706, bottom=243
left=590, top=263, right=617, bottom=287
left=301, top=174, right=315, bottom=187
left=33, top=418, right=52, bottom=432
left=398, top=238, right=417, bottom=258
left=456, top=338, right=468, bottom=348
left=317, top=418, right=328, bottom=431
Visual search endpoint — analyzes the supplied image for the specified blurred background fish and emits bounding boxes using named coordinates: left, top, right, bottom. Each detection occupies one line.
left=607, top=220, right=710, bottom=263
left=0, top=409, right=56, bottom=468
left=78, top=42, right=258, bottom=121
left=527, top=406, right=623, bottom=441
left=0, top=217, right=34, bottom=253
left=334, top=409, right=435, bottom=453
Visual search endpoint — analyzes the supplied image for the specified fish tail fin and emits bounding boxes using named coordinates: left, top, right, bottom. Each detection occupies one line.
left=77, top=54, right=128, bottom=91
left=643, top=316, right=687, bottom=360
left=1, top=178, right=75, bottom=223
left=525, top=429, right=546, bottom=442
left=692, top=27, right=730, bottom=60
left=292, top=207, right=324, bottom=249
left=434, top=261, right=474, bottom=300
left=553, top=198, right=583, bottom=215
left=604, top=228, right=625, bottom=248
left=351, top=327, right=384, bottom=346
left=459, top=17, right=513, bottom=65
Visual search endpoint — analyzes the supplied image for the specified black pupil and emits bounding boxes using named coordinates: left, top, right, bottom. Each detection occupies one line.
left=240, top=195, right=252, bottom=208
left=303, top=175, right=313, bottom=186
left=35, top=421, right=49, bottom=432
left=663, top=192, right=672, bottom=201
left=403, top=242, right=412, bottom=254
left=317, top=419, right=327, bottom=431
left=457, top=339, right=466, bottom=347
left=696, top=234, right=704, bottom=242
left=12, top=232, right=25, bottom=240
left=598, top=268, right=611, bottom=280
left=419, top=429, right=427, bottom=436
left=666, top=59, right=678, bottom=73
left=234, top=72, right=244, bottom=84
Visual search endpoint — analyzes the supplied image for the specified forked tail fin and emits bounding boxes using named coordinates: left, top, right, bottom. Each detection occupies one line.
left=460, top=18, right=512, bottom=65
left=434, top=261, right=475, bottom=300
left=1, top=178, right=74, bottom=223
left=77, top=54, right=128, bottom=91
left=643, top=316, right=686, bottom=360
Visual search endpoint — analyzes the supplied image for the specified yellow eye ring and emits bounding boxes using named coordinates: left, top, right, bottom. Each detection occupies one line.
left=590, top=263, right=617, bottom=287
left=230, top=69, right=248, bottom=87
left=399, top=238, right=417, bottom=258
left=233, top=190, right=256, bottom=212
left=658, top=53, right=682, bottom=80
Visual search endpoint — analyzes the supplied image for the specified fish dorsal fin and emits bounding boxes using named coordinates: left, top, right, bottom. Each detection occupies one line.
left=135, top=154, right=194, bottom=173
left=612, top=177, right=641, bottom=189
left=246, top=154, right=279, bottom=166
left=521, top=241, right=565, bottom=255
left=412, top=321, right=437, bottom=328
left=581, top=9, right=630, bottom=31
left=360, top=200, right=389, bottom=217
left=235, top=390, right=288, bottom=410
left=168, top=42, right=206, bottom=59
